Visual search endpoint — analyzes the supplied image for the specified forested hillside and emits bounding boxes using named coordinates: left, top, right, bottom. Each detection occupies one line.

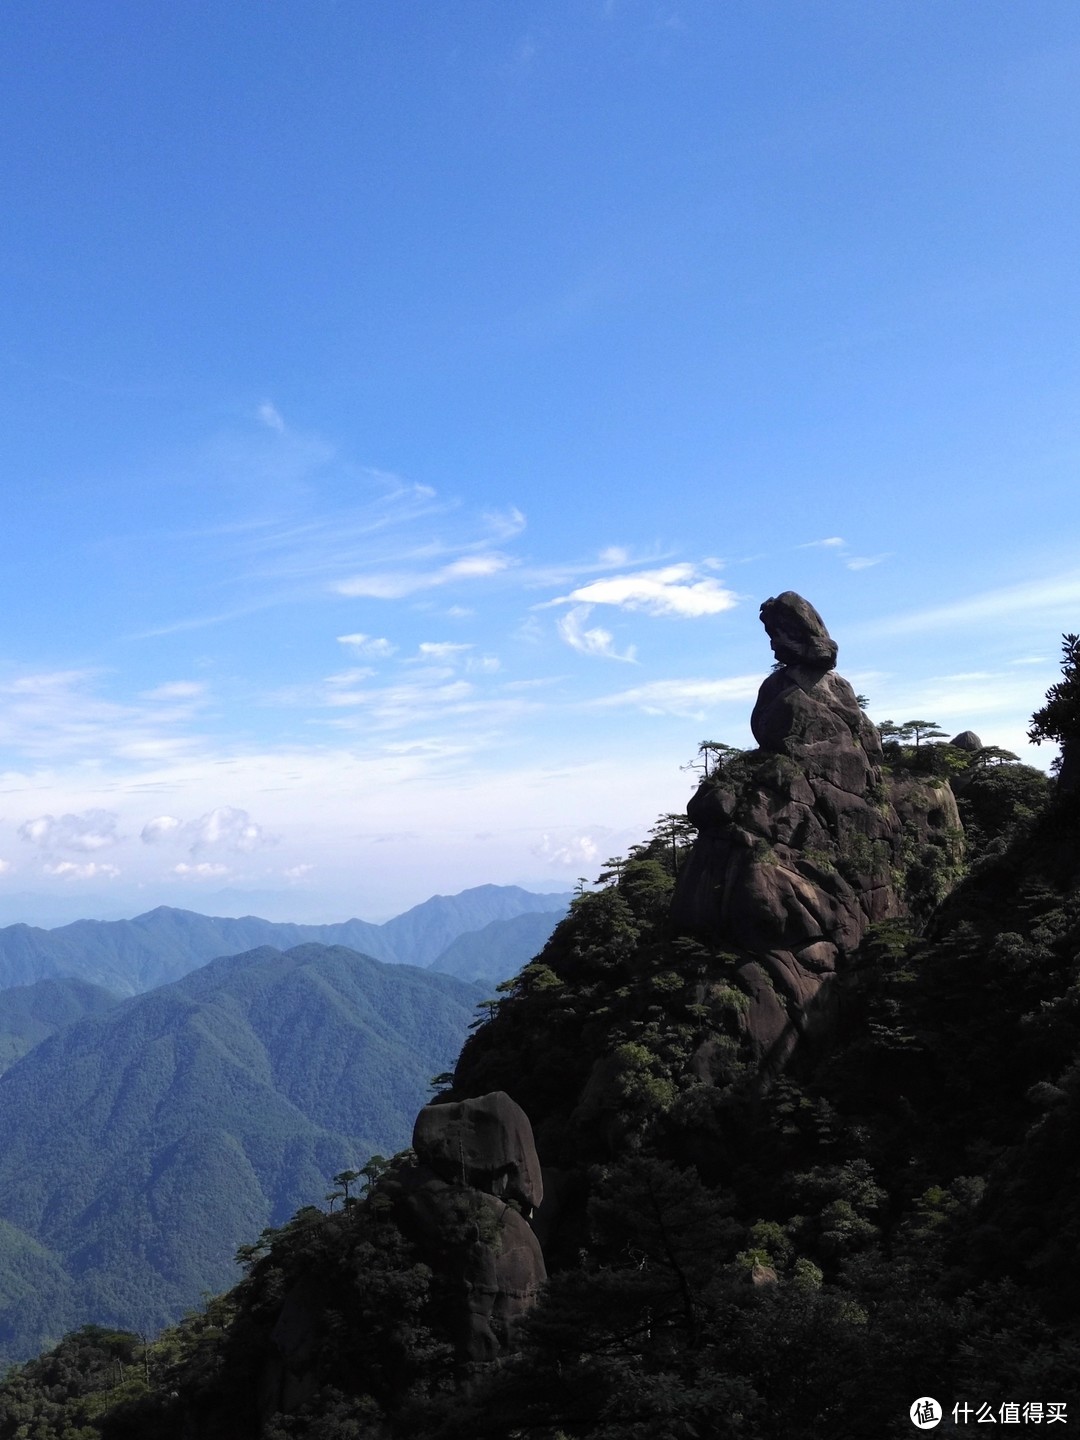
left=0, top=944, right=483, bottom=1368
left=2, top=613, right=1077, bottom=1440
left=0, top=978, right=119, bottom=1075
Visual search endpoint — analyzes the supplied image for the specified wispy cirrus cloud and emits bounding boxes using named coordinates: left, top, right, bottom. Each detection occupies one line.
left=333, top=552, right=512, bottom=599
left=557, top=607, right=637, bottom=662
left=257, top=401, right=286, bottom=433
left=864, top=571, right=1080, bottom=637
left=588, top=675, right=761, bottom=717
left=0, top=669, right=208, bottom=764
left=336, top=633, right=397, bottom=657
left=140, top=680, right=207, bottom=701
left=799, top=536, right=889, bottom=571
left=545, top=563, right=737, bottom=618
left=413, top=642, right=474, bottom=662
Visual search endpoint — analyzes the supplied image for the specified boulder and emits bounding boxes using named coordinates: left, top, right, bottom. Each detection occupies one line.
left=759, top=592, right=838, bottom=670
left=950, top=730, right=983, bottom=751
left=413, top=1090, right=543, bottom=1213
left=396, top=1171, right=546, bottom=1363
left=387, top=1091, right=549, bottom=1367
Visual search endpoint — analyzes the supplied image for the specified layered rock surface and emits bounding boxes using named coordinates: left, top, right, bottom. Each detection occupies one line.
left=672, top=591, right=960, bottom=1069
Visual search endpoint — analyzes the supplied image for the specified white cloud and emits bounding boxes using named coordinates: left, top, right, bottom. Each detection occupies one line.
left=44, top=861, right=120, bottom=880
left=589, top=675, right=762, bottom=717
left=141, top=816, right=182, bottom=844
left=416, top=642, right=473, bottom=662
left=284, top=863, right=315, bottom=880
left=321, top=677, right=475, bottom=718
left=0, top=860, right=11, bottom=875
left=557, top=606, right=637, bottom=662
left=139, top=807, right=276, bottom=854
left=325, top=667, right=375, bottom=687
left=467, top=655, right=501, bottom=674
left=534, top=832, right=600, bottom=867
left=336, top=633, right=397, bottom=657
left=257, top=401, right=286, bottom=432
left=141, top=681, right=206, bottom=700
left=174, top=862, right=230, bottom=879
left=334, top=552, right=510, bottom=599
left=801, top=537, right=847, bottom=550
left=19, top=810, right=123, bottom=853
left=189, top=806, right=276, bottom=854
left=846, top=554, right=889, bottom=571
left=548, top=564, right=737, bottom=618
left=3, top=670, right=91, bottom=697
left=0, top=668, right=207, bottom=766
left=482, top=505, right=526, bottom=539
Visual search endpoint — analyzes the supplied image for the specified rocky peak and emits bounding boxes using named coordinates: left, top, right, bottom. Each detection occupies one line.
left=759, top=590, right=838, bottom=670
left=673, top=591, right=960, bottom=1071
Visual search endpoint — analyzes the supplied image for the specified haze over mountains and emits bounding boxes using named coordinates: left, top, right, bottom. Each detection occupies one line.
left=0, top=884, right=571, bottom=1364
left=0, top=884, right=571, bottom=997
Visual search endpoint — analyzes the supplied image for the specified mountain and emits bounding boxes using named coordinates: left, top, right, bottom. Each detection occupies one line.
left=0, top=885, right=572, bottom=998
left=0, top=977, right=120, bottom=1075
left=34, top=591, right=1075, bottom=1440
left=384, top=885, right=572, bottom=969
left=426, top=908, right=568, bottom=983
left=0, top=943, right=483, bottom=1365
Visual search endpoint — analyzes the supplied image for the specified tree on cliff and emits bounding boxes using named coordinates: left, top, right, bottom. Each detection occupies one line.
left=1029, top=632, right=1080, bottom=792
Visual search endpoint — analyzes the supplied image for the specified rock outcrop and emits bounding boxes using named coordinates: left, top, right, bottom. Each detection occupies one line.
left=259, top=1091, right=547, bottom=1420
left=672, top=591, right=960, bottom=1071
left=950, top=730, right=983, bottom=752
left=412, top=1090, right=543, bottom=1215
left=399, top=1091, right=546, bottom=1367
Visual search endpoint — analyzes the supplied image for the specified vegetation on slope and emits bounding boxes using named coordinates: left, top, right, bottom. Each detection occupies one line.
left=3, top=664, right=1079, bottom=1438
left=0, top=945, right=482, bottom=1369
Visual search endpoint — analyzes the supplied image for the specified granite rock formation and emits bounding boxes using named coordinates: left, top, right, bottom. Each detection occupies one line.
left=400, top=1091, right=546, bottom=1366
left=412, top=1090, right=543, bottom=1215
left=258, top=1091, right=547, bottom=1419
left=672, top=591, right=961, bottom=1070
left=950, top=730, right=983, bottom=752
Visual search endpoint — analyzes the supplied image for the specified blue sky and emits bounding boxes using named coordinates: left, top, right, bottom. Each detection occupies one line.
left=1, top=1, right=1079, bottom=922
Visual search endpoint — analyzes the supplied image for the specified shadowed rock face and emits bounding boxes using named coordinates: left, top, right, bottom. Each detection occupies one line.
left=260, top=1092, right=547, bottom=1416
left=413, top=1090, right=543, bottom=1214
left=673, top=592, right=961, bottom=1071
left=401, top=1091, right=546, bottom=1366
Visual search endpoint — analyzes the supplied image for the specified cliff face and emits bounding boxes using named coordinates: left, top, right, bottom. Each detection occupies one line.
left=672, top=591, right=960, bottom=1070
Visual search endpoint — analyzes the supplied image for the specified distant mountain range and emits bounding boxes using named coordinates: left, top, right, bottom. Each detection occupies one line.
left=0, top=942, right=484, bottom=1366
left=0, top=885, right=572, bottom=997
